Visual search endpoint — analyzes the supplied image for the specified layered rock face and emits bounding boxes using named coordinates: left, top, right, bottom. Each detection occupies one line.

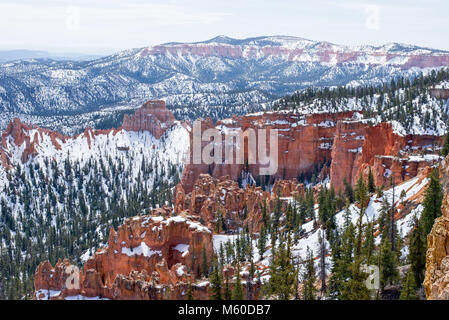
left=329, top=119, right=367, bottom=192
left=175, top=174, right=304, bottom=233
left=139, top=37, right=449, bottom=69
left=0, top=118, right=68, bottom=168
left=176, top=174, right=271, bottom=232
left=424, top=156, right=449, bottom=299
left=34, top=211, right=214, bottom=300
left=181, top=111, right=354, bottom=193
left=0, top=100, right=180, bottom=169
left=121, top=100, right=176, bottom=139
left=330, top=121, right=442, bottom=192
left=181, top=111, right=442, bottom=194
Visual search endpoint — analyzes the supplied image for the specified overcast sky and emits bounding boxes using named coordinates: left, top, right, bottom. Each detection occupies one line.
left=0, top=0, right=447, bottom=55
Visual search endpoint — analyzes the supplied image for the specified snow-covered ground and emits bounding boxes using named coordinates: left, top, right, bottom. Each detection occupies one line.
left=213, top=174, right=428, bottom=283
left=0, top=123, right=190, bottom=253
left=35, top=289, right=109, bottom=300
left=0, top=122, right=190, bottom=200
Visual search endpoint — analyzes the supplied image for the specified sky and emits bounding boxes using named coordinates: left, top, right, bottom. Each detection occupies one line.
left=0, top=0, right=448, bottom=55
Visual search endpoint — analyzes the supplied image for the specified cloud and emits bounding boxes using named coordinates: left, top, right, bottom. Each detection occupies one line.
left=84, top=3, right=230, bottom=26
left=0, top=0, right=447, bottom=52
left=0, top=1, right=230, bottom=27
left=0, top=0, right=231, bottom=49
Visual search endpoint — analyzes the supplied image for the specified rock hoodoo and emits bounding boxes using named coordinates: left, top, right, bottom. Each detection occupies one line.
left=176, top=174, right=269, bottom=232
left=34, top=211, right=214, bottom=300
left=330, top=121, right=442, bottom=192
left=175, top=174, right=304, bottom=233
left=121, top=100, right=176, bottom=139
left=180, top=110, right=442, bottom=194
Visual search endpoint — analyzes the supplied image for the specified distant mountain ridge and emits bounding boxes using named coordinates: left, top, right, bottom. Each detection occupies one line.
left=0, top=49, right=102, bottom=63
left=1, top=35, right=449, bottom=133
left=148, top=35, right=449, bottom=66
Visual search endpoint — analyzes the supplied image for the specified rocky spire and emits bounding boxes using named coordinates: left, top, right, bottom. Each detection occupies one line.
left=122, top=100, right=176, bottom=139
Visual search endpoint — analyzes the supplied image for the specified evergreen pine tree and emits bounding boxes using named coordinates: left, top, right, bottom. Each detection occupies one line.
left=223, top=275, right=231, bottom=300
left=186, top=282, right=194, bottom=300
left=267, top=234, right=296, bottom=299
left=368, top=167, right=375, bottom=193
left=399, top=268, right=418, bottom=300
left=201, top=245, right=209, bottom=278
left=318, top=230, right=328, bottom=295
left=302, top=247, right=317, bottom=300
left=420, top=168, right=443, bottom=237
left=210, top=257, right=222, bottom=300
left=379, top=238, right=399, bottom=291
left=408, top=216, right=426, bottom=289
left=363, top=221, right=375, bottom=265
left=257, top=225, right=267, bottom=261
left=232, top=264, right=244, bottom=300
left=345, top=256, right=370, bottom=300
left=441, top=130, right=449, bottom=157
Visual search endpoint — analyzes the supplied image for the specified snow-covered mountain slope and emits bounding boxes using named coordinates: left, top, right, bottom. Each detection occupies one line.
left=0, top=102, right=190, bottom=299
left=0, top=124, right=189, bottom=186
left=212, top=171, right=430, bottom=285
left=0, top=104, right=139, bottom=136
left=0, top=114, right=190, bottom=224
left=1, top=35, right=449, bottom=132
left=273, top=73, right=449, bottom=137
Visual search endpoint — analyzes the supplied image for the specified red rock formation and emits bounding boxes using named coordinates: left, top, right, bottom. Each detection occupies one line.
left=181, top=111, right=355, bottom=193
left=330, top=121, right=443, bottom=192
left=34, top=211, right=214, bottom=300
left=0, top=118, right=68, bottom=167
left=329, top=119, right=367, bottom=193
left=272, top=179, right=305, bottom=198
left=178, top=174, right=269, bottom=232
left=175, top=174, right=305, bottom=234
left=0, top=100, right=176, bottom=168
left=424, top=155, right=449, bottom=299
left=180, top=118, right=216, bottom=193
left=181, top=111, right=442, bottom=194
left=34, top=259, right=75, bottom=298
left=121, top=100, right=176, bottom=139
left=139, top=41, right=449, bottom=69
left=429, top=88, right=449, bottom=100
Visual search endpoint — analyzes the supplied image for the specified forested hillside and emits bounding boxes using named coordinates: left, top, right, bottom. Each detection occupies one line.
left=274, top=68, right=449, bottom=136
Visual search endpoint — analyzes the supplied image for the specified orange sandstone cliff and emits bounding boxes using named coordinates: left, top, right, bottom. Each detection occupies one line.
left=181, top=111, right=355, bottom=193
left=330, top=121, right=442, bottom=192
left=180, top=111, right=442, bottom=194
left=424, top=155, right=449, bottom=299
left=34, top=210, right=214, bottom=300
left=175, top=174, right=304, bottom=233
